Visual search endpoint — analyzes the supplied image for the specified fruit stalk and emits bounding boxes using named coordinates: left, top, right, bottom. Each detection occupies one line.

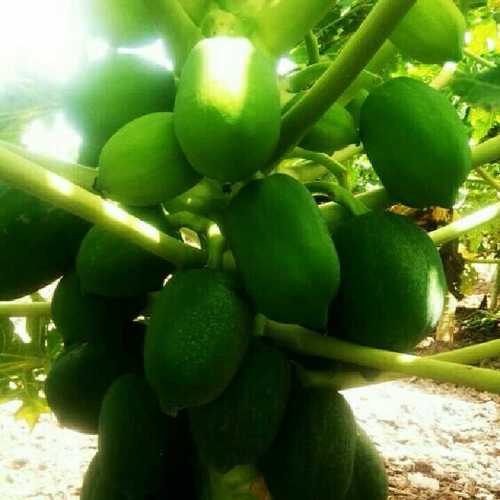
left=276, top=0, right=417, bottom=158
left=304, top=32, right=320, bottom=65
left=303, top=338, right=500, bottom=391
left=143, top=0, right=202, bottom=72
left=0, top=145, right=206, bottom=268
left=264, top=320, right=500, bottom=395
left=0, top=302, right=51, bottom=317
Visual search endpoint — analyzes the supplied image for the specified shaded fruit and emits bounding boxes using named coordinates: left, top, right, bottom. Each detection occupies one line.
left=300, top=102, right=359, bottom=154
left=0, top=185, right=89, bottom=300
left=390, top=0, right=466, bottom=64
left=64, top=54, right=175, bottom=167
left=329, top=211, right=447, bottom=352
left=83, top=0, right=157, bottom=47
left=224, top=173, right=340, bottom=330
left=189, top=340, right=291, bottom=471
left=45, top=343, right=133, bottom=434
left=345, top=426, right=388, bottom=500
left=360, top=77, right=471, bottom=208
left=76, top=207, right=176, bottom=298
left=52, top=270, right=145, bottom=347
left=81, top=453, right=125, bottom=500
left=97, top=112, right=201, bottom=206
left=174, top=36, right=281, bottom=181
left=144, top=269, right=252, bottom=412
left=98, top=374, right=170, bottom=499
left=260, top=386, right=357, bottom=500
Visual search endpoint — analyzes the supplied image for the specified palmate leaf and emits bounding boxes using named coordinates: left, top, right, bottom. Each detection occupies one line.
left=15, top=396, right=50, bottom=430
left=452, top=67, right=500, bottom=110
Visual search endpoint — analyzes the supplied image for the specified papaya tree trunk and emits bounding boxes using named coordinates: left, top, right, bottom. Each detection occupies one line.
left=435, top=293, right=458, bottom=344
left=490, top=263, right=499, bottom=312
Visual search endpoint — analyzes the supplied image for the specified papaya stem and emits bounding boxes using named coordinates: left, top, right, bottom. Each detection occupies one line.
left=463, top=48, right=497, bottom=69
left=471, top=135, right=500, bottom=169
left=304, top=31, right=320, bottom=65
left=206, top=223, right=226, bottom=270
left=306, top=181, right=369, bottom=216
left=430, top=62, right=458, bottom=90
left=275, top=0, right=417, bottom=158
left=143, top=0, right=203, bottom=73
left=284, top=62, right=329, bottom=92
left=475, top=166, right=500, bottom=191
left=303, top=338, right=500, bottom=391
left=264, top=320, right=500, bottom=395
left=0, top=302, right=51, bottom=317
left=0, top=145, right=206, bottom=268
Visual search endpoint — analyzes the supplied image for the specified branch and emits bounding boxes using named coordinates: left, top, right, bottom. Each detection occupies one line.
left=0, top=302, right=51, bottom=317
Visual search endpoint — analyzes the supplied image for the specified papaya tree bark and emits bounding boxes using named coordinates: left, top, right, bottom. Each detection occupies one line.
left=435, top=293, right=458, bottom=344
left=490, top=264, right=499, bottom=312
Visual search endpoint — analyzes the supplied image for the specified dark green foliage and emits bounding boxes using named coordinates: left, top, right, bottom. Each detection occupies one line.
left=45, top=343, right=133, bottom=434
left=360, top=77, right=471, bottom=208
left=189, top=340, right=291, bottom=471
left=329, top=211, right=447, bottom=352
left=224, top=173, right=340, bottom=330
left=76, top=207, right=176, bottom=298
left=260, top=386, right=357, bottom=500
left=98, top=374, right=171, bottom=499
left=345, top=427, right=388, bottom=500
left=64, top=54, right=175, bottom=166
left=81, top=453, right=125, bottom=500
left=144, top=268, right=252, bottom=412
left=0, top=184, right=89, bottom=300
left=51, top=270, right=145, bottom=347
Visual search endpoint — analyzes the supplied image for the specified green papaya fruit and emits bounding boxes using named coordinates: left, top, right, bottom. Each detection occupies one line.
left=45, top=343, right=133, bottom=434
left=390, top=0, right=466, bottom=64
left=64, top=54, right=175, bottom=167
left=189, top=340, right=291, bottom=472
left=0, top=185, right=89, bottom=300
left=174, top=36, right=281, bottom=182
left=260, top=386, right=357, bottom=500
left=144, top=268, right=252, bottom=412
left=345, top=88, right=370, bottom=128
left=360, top=77, right=471, bottom=208
left=300, top=102, right=359, bottom=154
left=81, top=453, right=125, bottom=500
left=97, top=112, right=201, bottom=206
left=76, top=207, right=176, bottom=298
left=83, top=0, right=157, bottom=47
left=52, top=270, right=145, bottom=347
left=224, top=173, right=340, bottom=330
left=345, top=427, right=388, bottom=500
left=98, top=374, right=171, bottom=499
left=329, top=211, right=447, bottom=352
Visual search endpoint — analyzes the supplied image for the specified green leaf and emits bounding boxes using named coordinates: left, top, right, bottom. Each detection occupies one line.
left=14, top=397, right=49, bottom=430
left=452, top=67, right=500, bottom=109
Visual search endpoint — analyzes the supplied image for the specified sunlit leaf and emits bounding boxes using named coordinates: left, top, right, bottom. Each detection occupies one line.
left=467, top=19, right=498, bottom=55
left=14, top=397, right=49, bottom=430
left=452, top=67, right=500, bottom=109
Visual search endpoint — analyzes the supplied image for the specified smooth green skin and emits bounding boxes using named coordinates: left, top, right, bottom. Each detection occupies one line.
left=174, top=36, right=281, bottom=182
left=345, top=427, right=388, bottom=500
left=76, top=207, right=175, bottom=298
left=329, top=211, right=447, bottom=352
left=98, top=374, right=170, bottom=499
left=45, top=343, right=133, bottom=434
left=51, top=270, right=145, bottom=347
left=98, top=112, right=201, bottom=206
left=360, top=77, right=471, bottom=208
left=260, top=387, right=357, bottom=500
left=390, top=0, right=466, bottom=64
left=300, top=102, right=359, bottom=154
left=144, top=269, right=252, bottom=412
left=224, top=174, right=340, bottom=331
left=345, top=88, right=370, bottom=129
left=0, top=184, right=89, bottom=300
left=81, top=454, right=125, bottom=500
left=84, top=0, right=157, bottom=47
left=189, top=340, right=291, bottom=472
left=64, top=54, right=175, bottom=168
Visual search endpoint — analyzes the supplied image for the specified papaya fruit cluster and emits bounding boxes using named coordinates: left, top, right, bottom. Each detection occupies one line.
left=0, top=1, right=474, bottom=498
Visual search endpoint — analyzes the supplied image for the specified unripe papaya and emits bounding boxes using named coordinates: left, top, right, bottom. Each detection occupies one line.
left=83, top=0, right=157, bottom=47
left=260, top=387, right=357, bottom=500
left=345, top=426, right=388, bottom=500
left=97, top=112, right=201, bottom=206
left=390, top=0, right=466, bottom=64
left=360, top=77, right=471, bottom=208
left=81, top=453, right=124, bottom=500
left=224, top=174, right=340, bottom=330
left=144, top=269, right=252, bottom=412
left=174, top=36, right=281, bottom=182
left=189, top=340, right=291, bottom=471
left=0, top=185, right=89, bottom=300
left=64, top=54, right=175, bottom=167
left=329, top=211, right=447, bottom=352
left=300, top=102, right=359, bottom=154
left=98, top=374, right=171, bottom=499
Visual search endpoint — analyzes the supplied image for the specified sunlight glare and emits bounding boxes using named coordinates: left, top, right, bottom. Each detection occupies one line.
left=103, top=201, right=129, bottom=223
left=277, top=57, right=297, bottom=76
left=46, top=172, right=74, bottom=196
left=119, top=39, right=173, bottom=70
left=135, top=220, right=161, bottom=243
